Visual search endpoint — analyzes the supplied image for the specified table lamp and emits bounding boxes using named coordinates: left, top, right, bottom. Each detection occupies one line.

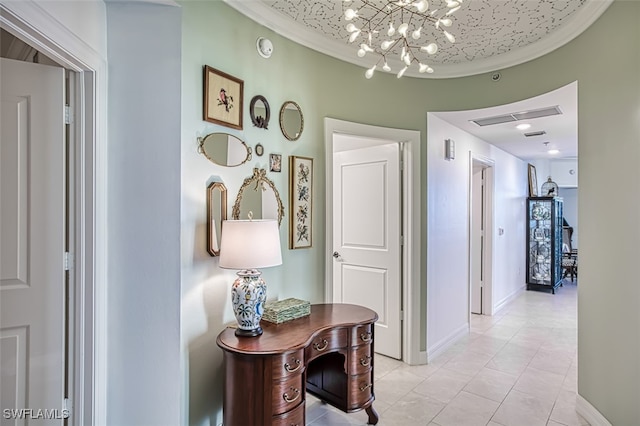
left=219, top=219, right=282, bottom=337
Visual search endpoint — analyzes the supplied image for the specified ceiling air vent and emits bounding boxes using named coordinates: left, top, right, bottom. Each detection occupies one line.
left=471, top=114, right=517, bottom=126
left=524, top=130, right=547, bottom=137
left=471, top=105, right=563, bottom=127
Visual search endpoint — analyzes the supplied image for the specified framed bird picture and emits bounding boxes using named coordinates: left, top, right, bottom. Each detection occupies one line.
left=203, top=65, right=243, bottom=130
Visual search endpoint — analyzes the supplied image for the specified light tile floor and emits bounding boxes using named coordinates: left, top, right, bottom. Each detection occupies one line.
left=306, top=280, right=587, bottom=426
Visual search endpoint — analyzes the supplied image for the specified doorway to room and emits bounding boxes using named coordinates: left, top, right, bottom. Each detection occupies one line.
left=470, top=156, right=494, bottom=316
left=324, top=118, right=424, bottom=365
left=0, top=8, right=101, bottom=423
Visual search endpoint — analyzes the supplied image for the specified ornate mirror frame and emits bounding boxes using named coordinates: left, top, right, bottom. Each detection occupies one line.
left=232, top=168, right=285, bottom=226
left=279, top=101, right=304, bottom=141
left=197, top=133, right=252, bottom=167
left=207, top=182, right=227, bottom=256
left=250, top=95, right=270, bottom=129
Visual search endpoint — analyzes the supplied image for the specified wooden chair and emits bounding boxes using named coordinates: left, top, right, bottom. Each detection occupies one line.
left=562, top=226, right=578, bottom=281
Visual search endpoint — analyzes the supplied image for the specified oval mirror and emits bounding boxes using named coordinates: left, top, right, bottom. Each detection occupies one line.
left=279, top=101, right=304, bottom=141
left=232, top=168, right=284, bottom=226
left=198, top=133, right=252, bottom=167
left=207, top=182, right=227, bottom=256
left=250, top=95, right=270, bottom=129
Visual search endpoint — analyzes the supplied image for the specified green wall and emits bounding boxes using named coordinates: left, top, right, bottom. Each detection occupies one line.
left=181, top=1, right=639, bottom=424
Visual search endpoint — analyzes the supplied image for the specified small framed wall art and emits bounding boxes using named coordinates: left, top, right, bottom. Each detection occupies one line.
left=528, top=163, right=538, bottom=197
left=289, top=156, right=313, bottom=249
left=269, top=153, right=282, bottom=172
left=203, top=65, right=243, bottom=130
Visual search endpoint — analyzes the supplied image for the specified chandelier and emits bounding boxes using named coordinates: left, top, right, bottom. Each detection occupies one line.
left=343, top=0, right=464, bottom=79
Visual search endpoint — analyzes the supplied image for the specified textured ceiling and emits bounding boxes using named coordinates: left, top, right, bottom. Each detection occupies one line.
left=226, top=0, right=612, bottom=78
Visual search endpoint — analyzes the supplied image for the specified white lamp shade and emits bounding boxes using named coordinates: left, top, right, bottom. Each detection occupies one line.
left=219, top=220, right=282, bottom=270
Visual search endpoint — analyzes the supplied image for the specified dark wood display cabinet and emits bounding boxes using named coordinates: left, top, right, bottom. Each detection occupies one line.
left=526, top=196, right=564, bottom=294
left=216, top=303, right=379, bottom=426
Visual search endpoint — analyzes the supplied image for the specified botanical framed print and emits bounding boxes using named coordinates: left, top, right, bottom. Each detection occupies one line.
left=269, top=153, right=282, bottom=172
left=289, top=156, right=313, bottom=249
left=528, top=163, right=538, bottom=197
left=203, top=65, right=243, bottom=130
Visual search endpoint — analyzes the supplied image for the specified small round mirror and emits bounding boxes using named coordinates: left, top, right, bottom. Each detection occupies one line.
left=250, top=95, right=270, bottom=129
left=198, top=133, right=252, bottom=167
left=279, top=101, right=304, bottom=141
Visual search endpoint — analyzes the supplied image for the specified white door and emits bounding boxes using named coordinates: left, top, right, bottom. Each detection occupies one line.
left=471, top=165, right=484, bottom=314
left=333, top=142, right=402, bottom=359
left=1, top=58, right=66, bottom=423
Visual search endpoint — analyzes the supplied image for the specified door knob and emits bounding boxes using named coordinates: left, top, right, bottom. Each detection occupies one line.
left=333, top=251, right=340, bottom=258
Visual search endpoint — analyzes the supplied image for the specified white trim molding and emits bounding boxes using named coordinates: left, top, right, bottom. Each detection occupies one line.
left=324, top=118, right=424, bottom=365
left=576, top=394, right=613, bottom=426
left=426, top=323, right=469, bottom=363
left=0, top=3, right=107, bottom=425
left=493, top=285, right=526, bottom=316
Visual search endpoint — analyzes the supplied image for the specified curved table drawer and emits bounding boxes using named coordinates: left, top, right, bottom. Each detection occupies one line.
left=272, top=349, right=305, bottom=380
left=272, top=374, right=304, bottom=415
left=305, top=328, right=348, bottom=362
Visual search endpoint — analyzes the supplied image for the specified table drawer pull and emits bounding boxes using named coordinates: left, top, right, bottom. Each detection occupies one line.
left=359, top=355, right=372, bottom=367
left=283, top=387, right=300, bottom=403
left=360, top=332, right=372, bottom=342
left=359, top=383, right=372, bottom=392
left=313, top=339, right=328, bottom=351
left=284, top=359, right=301, bottom=373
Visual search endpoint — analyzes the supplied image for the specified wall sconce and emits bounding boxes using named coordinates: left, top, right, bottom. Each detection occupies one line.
left=445, top=138, right=455, bottom=160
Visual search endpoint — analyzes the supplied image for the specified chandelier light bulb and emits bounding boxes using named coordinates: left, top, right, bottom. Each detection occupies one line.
left=344, top=8, right=358, bottom=20
left=418, top=63, right=429, bottom=73
left=361, top=43, right=374, bottom=52
left=383, top=61, right=391, bottom=72
left=365, top=65, right=376, bottom=79
left=421, top=43, right=438, bottom=54
left=397, top=66, right=408, bottom=78
left=400, top=46, right=406, bottom=60
left=403, top=52, right=412, bottom=66
left=346, top=23, right=358, bottom=32
left=426, top=66, right=434, bottom=73
left=387, top=22, right=396, bottom=37
left=381, top=40, right=394, bottom=50
left=443, top=30, right=456, bottom=43
left=413, top=0, right=428, bottom=13
left=349, top=30, right=361, bottom=43
left=440, top=18, right=452, bottom=27
left=447, top=0, right=460, bottom=7
left=357, top=48, right=366, bottom=57
left=398, top=23, right=409, bottom=38
left=412, top=27, right=422, bottom=40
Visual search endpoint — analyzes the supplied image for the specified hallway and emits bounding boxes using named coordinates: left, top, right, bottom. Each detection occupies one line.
left=306, top=281, right=585, bottom=426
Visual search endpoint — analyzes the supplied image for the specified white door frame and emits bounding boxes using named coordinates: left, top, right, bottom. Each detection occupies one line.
left=0, top=4, right=106, bottom=424
left=325, top=118, right=425, bottom=365
left=468, top=153, right=495, bottom=317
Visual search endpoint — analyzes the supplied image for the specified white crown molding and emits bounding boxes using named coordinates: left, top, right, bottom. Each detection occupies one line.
left=576, top=394, right=613, bottom=426
left=224, top=0, right=613, bottom=79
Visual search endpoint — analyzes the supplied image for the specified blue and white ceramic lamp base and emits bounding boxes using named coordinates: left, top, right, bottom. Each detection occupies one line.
left=231, top=270, right=267, bottom=337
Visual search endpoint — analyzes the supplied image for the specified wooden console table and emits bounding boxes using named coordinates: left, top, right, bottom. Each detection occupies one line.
left=216, top=303, right=379, bottom=426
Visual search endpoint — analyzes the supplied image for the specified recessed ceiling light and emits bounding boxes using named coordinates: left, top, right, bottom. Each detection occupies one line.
left=548, top=149, right=560, bottom=155
left=516, top=123, right=531, bottom=130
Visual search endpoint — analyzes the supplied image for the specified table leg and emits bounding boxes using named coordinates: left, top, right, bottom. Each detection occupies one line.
left=365, top=405, right=379, bottom=425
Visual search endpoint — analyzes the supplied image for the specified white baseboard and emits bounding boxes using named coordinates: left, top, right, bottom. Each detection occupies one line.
left=576, top=394, right=612, bottom=426
left=426, top=323, right=469, bottom=363
left=493, top=285, right=525, bottom=316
